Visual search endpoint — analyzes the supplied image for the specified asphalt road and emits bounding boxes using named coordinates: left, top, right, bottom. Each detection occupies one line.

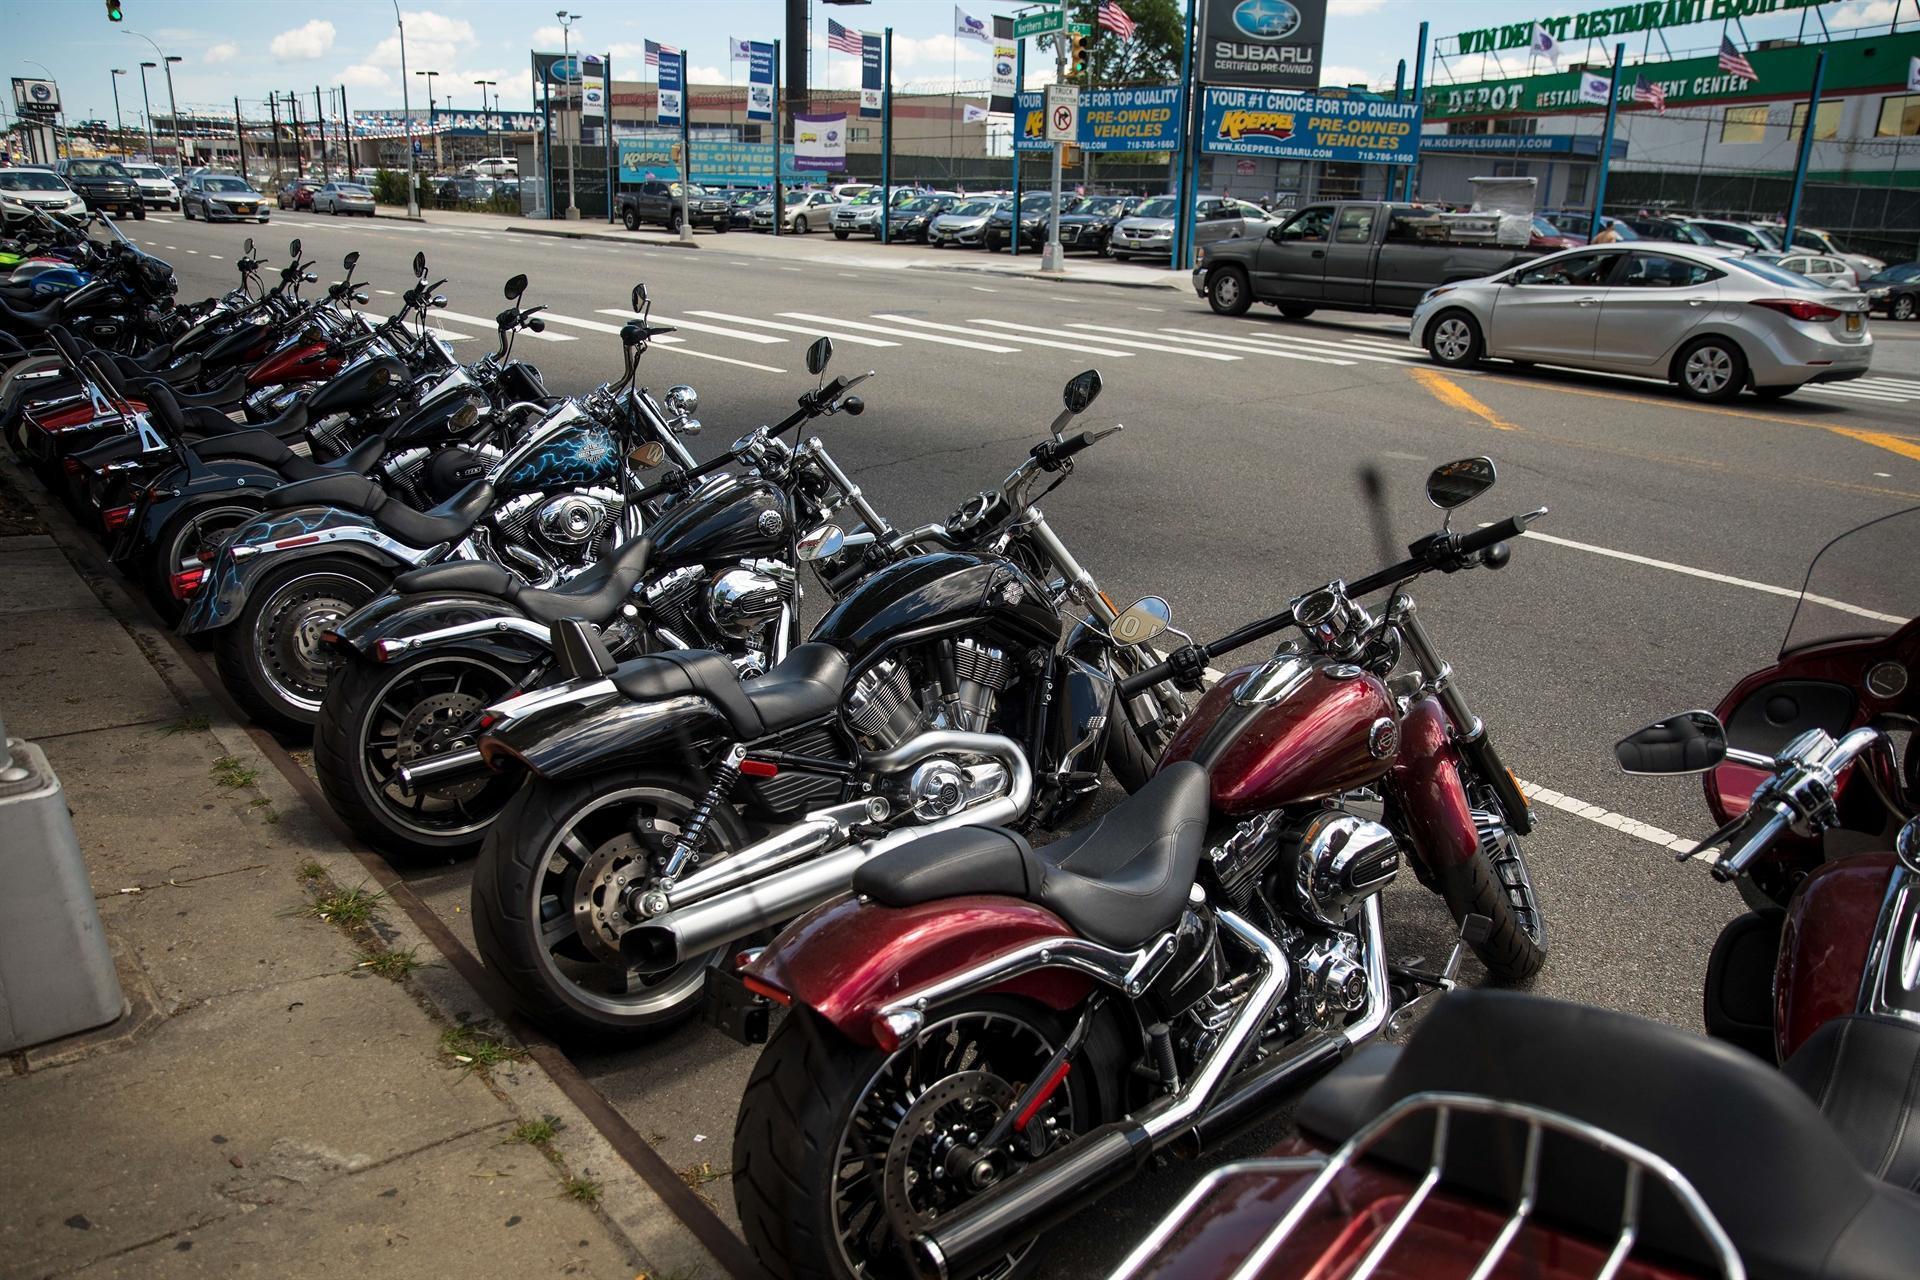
left=137, top=208, right=1920, bottom=1276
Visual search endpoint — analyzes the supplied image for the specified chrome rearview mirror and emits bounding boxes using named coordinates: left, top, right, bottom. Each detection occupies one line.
left=1614, top=711, right=1728, bottom=775
left=1427, top=456, right=1497, bottom=510
left=664, top=384, right=698, bottom=418
left=805, top=336, right=834, bottom=377
left=796, top=523, right=846, bottom=562
left=1111, top=596, right=1172, bottom=646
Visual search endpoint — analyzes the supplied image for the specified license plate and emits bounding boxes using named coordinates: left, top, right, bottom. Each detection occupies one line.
left=1846, top=312, right=1862, bottom=333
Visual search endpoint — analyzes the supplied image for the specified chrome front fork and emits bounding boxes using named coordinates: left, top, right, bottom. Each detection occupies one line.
left=1389, top=593, right=1483, bottom=746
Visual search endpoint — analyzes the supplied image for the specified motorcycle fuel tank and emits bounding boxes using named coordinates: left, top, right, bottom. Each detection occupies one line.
left=499, top=418, right=625, bottom=496
left=811, top=551, right=1059, bottom=666
left=646, top=474, right=792, bottom=569
left=1161, top=654, right=1398, bottom=815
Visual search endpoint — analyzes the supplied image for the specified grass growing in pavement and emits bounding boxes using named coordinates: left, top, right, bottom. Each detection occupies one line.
left=297, top=859, right=326, bottom=882
left=508, top=1116, right=562, bottom=1146
left=210, top=755, right=259, bottom=789
left=559, top=1175, right=601, bottom=1205
left=161, top=714, right=211, bottom=735
left=305, top=884, right=384, bottom=928
left=355, top=946, right=423, bottom=981
left=440, top=1024, right=525, bottom=1072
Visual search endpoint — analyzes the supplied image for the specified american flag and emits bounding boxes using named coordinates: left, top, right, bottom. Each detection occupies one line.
left=1098, top=0, right=1137, bottom=39
left=643, top=39, right=677, bottom=69
left=1632, top=75, right=1666, bottom=114
left=827, top=18, right=865, bottom=55
left=1718, top=35, right=1757, bottom=82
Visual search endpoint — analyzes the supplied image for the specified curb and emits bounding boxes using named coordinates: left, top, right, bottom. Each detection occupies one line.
left=904, top=261, right=1187, bottom=292
left=2, top=458, right=764, bottom=1280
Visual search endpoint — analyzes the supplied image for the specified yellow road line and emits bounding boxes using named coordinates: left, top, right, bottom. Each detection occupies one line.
left=1410, top=368, right=1518, bottom=430
left=1826, top=426, right=1920, bottom=464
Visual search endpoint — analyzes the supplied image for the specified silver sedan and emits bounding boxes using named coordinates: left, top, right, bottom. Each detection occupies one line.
left=1110, top=195, right=1270, bottom=262
left=312, top=181, right=376, bottom=216
left=1410, top=244, right=1873, bottom=402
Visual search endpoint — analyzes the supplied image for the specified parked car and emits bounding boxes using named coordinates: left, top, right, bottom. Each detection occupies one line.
left=884, top=193, right=959, bottom=243
left=829, top=190, right=889, bottom=239
left=1111, top=195, right=1270, bottom=261
left=121, top=163, right=179, bottom=211
left=1754, top=250, right=1859, bottom=291
left=313, top=181, right=375, bottom=216
left=750, top=189, right=840, bottom=233
left=621, top=179, right=729, bottom=233
left=1861, top=261, right=1920, bottom=320
left=830, top=182, right=873, bottom=201
left=466, top=156, right=518, bottom=178
left=434, top=175, right=494, bottom=204
left=1411, top=245, right=1872, bottom=402
left=1194, top=200, right=1538, bottom=319
left=0, top=167, right=87, bottom=225
left=1052, top=194, right=1138, bottom=256
left=182, top=173, right=268, bottom=223
left=1530, top=216, right=1585, bottom=250
left=926, top=197, right=1005, bottom=248
left=55, top=158, right=144, bottom=219
left=1754, top=222, right=1885, bottom=280
left=725, top=188, right=768, bottom=229
left=276, top=179, right=319, bottom=210
left=1620, top=215, right=1717, bottom=246
left=1683, top=218, right=1778, bottom=254
left=983, top=192, right=1071, bottom=252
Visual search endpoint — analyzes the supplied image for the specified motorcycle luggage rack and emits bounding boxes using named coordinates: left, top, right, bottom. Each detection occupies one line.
left=1107, top=1090, right=1744, bottom=1280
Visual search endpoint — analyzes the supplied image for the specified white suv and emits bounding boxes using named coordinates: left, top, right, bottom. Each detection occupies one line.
left=466, top=157, right=518, bottom=178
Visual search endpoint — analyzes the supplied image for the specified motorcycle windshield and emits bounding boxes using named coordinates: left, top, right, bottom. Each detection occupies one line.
left=1781, top=505, right=1920, bottom=656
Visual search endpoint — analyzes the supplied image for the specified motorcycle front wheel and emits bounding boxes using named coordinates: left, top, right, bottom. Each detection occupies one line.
left=313, top=651, right=525, bottom=862
left=1104, top=646, right=1182, bottom=793
left=1434, top=814, right=1548, bottom=983
left=735, top=995, right=1091, bottom=1280
left=471, top=769, right=750, bottom=1042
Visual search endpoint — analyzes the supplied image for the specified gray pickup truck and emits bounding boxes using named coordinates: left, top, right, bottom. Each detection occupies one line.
left=1192, top=200, right=1536, bottom=320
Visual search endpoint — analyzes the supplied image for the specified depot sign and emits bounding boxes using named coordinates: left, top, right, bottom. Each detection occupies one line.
left=1459, top=0, right=1837, bottom=55
left=1200, top=0, right=1327, bottom=91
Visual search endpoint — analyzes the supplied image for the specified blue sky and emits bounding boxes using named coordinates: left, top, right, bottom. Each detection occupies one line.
left=4, top=0, right=1902, bottom=124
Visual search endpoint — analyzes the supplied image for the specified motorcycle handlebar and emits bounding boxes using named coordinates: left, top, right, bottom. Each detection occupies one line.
left=1711, top=803, right=1794, bottom=883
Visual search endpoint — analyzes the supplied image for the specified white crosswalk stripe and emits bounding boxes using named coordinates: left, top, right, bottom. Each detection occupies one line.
left=583, top=310, right=787, bottom=374
left=688, top=310, right=898, bottom=347
left=872, top=315, right=1134, bottom=357
left=1801, top=383, right=1914, bottom=403
left=1070, top=324, right=1349, bottom=365
left=778, top=312, right=1019, bottom=353
left=422, top=327, right=475, bottom=342
left=430, top=308, right=576, bottom=341
left=534, top=312, right=684, bottom=343
left=971, top=319, right=1239, bottom=361
left=596, top=309, right=787, bottom=345
left=1181, top=327, right=1420, bottom=365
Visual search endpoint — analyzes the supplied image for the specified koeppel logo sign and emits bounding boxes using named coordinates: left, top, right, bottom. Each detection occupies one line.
left=1201, top=0, right=1324, bottom=90
left=1217, top=108, right=1294, bottom=141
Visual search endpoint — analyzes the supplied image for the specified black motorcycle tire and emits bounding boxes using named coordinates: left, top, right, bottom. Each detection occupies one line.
left=313, top=651, right=523, bottom=862
left=472, top=769, right=751, bottom=1043
left=215, top=555, right=388, bottom=733
left=1434, top=827, right=1547, bottom=983
left=735, top=994, right=1091, bottom=1280
left=143, top=500, right=262, bottom=625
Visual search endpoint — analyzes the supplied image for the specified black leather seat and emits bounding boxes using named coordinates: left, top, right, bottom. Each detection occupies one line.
left=608, top=642, right=847, bottom=739
left=264, top=474, right=494, bottom=547
left=116, top=351, right=202, bottom=387
left=1783, top=1014, right=1920, bottom=1194
left=853, top=762, right=1212, bottom=950
left=1295, top=990, right=1920, bottom=1280
left=0, top=292, right=66, bottom=332
left=195, top=426, right=382, bottom=482
left=164, top=370, right=248, bottom=411
left=392, top=536, right=657, bottom=627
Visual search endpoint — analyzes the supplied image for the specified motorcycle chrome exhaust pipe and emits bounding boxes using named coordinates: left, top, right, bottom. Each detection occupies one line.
left=394, top=746, right=486, bottom=794
left=621, top=732, right=1032, bottom=972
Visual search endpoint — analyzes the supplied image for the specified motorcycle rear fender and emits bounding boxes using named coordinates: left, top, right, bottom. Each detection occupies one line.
left=326, top=590, right=551, bottom=667
left=745, top=894, right=1096, bottom=1048
left=1384, top=694, right=1480, bottom=875
left=478, top=684, right=727, bottom=781
left=178, top=507, right=405, bottom=635
left=118, top=462, right=278, bottom=561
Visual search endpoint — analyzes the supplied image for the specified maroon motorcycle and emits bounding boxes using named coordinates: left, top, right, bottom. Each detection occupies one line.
left=1099, top=711, right=1920, bottom=1280
left=722, top=457, right=1550, bottom=1280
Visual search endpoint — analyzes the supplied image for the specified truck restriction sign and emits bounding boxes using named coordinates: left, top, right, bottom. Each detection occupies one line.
left=1044, top=84, right=1080, bottom=143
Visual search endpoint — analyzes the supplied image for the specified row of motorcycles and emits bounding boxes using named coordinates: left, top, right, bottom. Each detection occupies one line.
left=5, top=216, right=1916, bottom=1279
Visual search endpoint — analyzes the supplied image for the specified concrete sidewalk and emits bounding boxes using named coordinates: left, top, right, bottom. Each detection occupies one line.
left=374, top=203, right=1190, bottom=292
left=0, top=466, right=721, bottom=1280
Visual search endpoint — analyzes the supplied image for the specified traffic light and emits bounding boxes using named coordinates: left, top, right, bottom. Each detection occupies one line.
left=1070, top=34, right=1088, bottom=77
left=105, top=0, right=123, bottom=19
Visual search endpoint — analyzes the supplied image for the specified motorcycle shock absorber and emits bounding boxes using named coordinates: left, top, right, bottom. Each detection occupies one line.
left=655, top=744, right=747, bottom=888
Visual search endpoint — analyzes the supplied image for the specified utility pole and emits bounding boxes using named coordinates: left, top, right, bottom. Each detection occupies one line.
left=289, top=90, right=304, bottom=177
left=340, top=83, right=355, bottom=181
left=475, top=79, right=497, bottom=159
left=557, top=11, right=582, bottom=219
left=110, top=70, right=127, bottom=156
left=394, top=0, right=419, bottom=217
left=137, top=62, right=156, bottom=159
left=415, top=70, right=440, bottom=172
left=268, top=92, right=282, bottom=178
left=163, top=55, right=184, bottom=166
left=772, top=38, right=782, bottom=238
left=315, top=86, right=328, bottom=181
left=233, top=97, right=246, bottom=182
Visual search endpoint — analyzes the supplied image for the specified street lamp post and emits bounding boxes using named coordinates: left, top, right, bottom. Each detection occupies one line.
left=164, top=56, right=183, bottom=165
left=393, top=0, right=419, bottom=217
left=415, top=69, right=440, bottom=170
left=557, top=10, right=581, bottom=220
left=136, top=62, right=156, bottom=159
left=475, top=79, right=497, bottom=159
left=109, top=70, right=127, bottom=156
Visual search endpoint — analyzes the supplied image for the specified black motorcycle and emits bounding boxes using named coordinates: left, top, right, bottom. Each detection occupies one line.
left=465, top=368, right=1185, bottom=1041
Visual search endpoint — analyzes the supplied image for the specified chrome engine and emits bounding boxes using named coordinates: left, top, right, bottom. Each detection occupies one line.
left=642, top=560, right=792, bottom=658
left=708, top=560, right=794, bottom=639
left=491, top=488, right=621, bottom=585
left=948, top=640, right=1009, bottom=734
left=844, top=640, right=1017, bottom=753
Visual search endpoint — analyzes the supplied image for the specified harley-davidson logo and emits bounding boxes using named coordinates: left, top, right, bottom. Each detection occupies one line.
left=998, top=579, right=1024, bottom=606
left=758, top=509, right=785, bottom=537
left=1367, top=716, right=1398, bottom=760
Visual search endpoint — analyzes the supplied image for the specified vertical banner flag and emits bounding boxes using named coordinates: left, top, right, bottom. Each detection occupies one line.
left=1577, top=71, right=1612, bottom=105
left=861, top=34, right=884, bottom=118
left=580, top=53, right=605, bottom=115
left=963, top=103, right=990, bottom=124
left=730, top=37, right=752, bottom=62
left=991, top=44, right=1016, bottom=106
left=793, top=112, right=848, bottom=171
left=954, top=5, right=992, bottom=45
left=659, top=48, right=684, bottom=127
left=747, top=41, right=774, bottom=122
left=1530, top=23, right=1556, bottom=57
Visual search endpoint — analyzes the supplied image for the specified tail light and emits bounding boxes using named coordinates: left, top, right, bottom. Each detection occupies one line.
left=102, top=504, right=133, bottom=531
left=169, top=566, right=207, bottom=600
left=62, top=456, right=84, bottom=476
left=1750, top=298, right=1844, bottom=323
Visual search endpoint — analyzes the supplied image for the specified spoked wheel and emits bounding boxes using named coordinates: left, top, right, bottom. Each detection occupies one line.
left=735, top=996, right=1088, bottom=1280
left=216, top=556, right=386, bottom=732
left=143, top=501, right=259, bottom=625
left=472, top=770, right=748, bottom=1041
left=313, top=653, right=524, bottom=861
left=1436, top=810, right=1548, bottom=983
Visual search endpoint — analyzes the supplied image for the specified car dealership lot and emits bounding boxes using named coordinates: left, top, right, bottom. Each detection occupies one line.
left=131, top=208, right=1920, bottom=1273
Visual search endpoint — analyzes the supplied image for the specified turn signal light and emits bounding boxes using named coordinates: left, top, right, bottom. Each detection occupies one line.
left=1750, top=298, right=1844, bottom=323
left=101, top=504, right=133, bottom=531
left=169, top=566, right=207, bottom=600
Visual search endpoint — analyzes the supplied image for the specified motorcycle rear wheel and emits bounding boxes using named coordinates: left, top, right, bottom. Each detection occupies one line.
left=735, top=995, right=1089, bottom=1280
left=471, top=769, right=750, bottom=1043
left=216, top=555, right=387, bottom=733
left=143, top=500, right=261, bottom=625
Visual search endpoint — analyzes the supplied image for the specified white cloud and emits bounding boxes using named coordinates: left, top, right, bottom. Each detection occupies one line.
left=271, top=19, right=336, bottom=61
left=338, top=64, right=394, bottom=91
left=1329, top=0, right=1388, bottom=12
left=1321, top=63, right=1387, bottom=89
left=204, top=43, right=239, bottom=65
left=687, top=65, right=726, bottom=85
left=1830, top=0, right=1900, bottom=25
left=360, top=10, right=479, bottom=76
left=532, top=26, right=566, bottom=49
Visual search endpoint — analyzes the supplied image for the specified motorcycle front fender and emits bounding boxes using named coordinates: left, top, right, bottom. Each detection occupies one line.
left=746, top=893, right=1094, bottom=1048
left=478, top=684, right=727, bottom=781
left=1384, top=694, right=1479, bottom=876
left=326, top=590, right=550, bottom=668
left=179, top=507, right=400, bottom=636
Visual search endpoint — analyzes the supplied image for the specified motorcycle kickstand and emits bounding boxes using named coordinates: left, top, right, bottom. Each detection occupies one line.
left=1384, top=913, right=1491, bottom=1037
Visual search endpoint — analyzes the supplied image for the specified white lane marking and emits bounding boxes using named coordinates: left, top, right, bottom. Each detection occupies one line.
left=970, top=286, right=998, bottom=293
left=874, top=314, right=1133, bottom=357
left=1135, top=306, right=1164, bottom=312
left=430, top=309, right=576, bottom=341
left=779, top=312, right=1019, bottom=353
left=1877, top=471, right=1893, bottom=478
left=208, top=253, right=222, bottom=259
left=374, top=288, right=396, bottom=296
left=780, top=266, right=803, bottom=272
left=1172, top=327, right=1415, bottom=366
left=837, top=272, right=861, bottom=278
left=1853, top=377, right=1920, bottom=389
left=144, top=241, right=157, bottom=245
left=732, top=261, right=753, bottom=267
left=1800, top=384, right=1913, bottom=403
left=533, top=312, right=684, bottom=343
left=597, top=309, right=787, bottom=345
left=688, top=310, right=898, bottom=347
left=976, top=319, right=1238, bottom=362
left=165, top=244, right=177, bottom=249
left=1517, top=529, right=1905, bottom=623
left=424, top=327, right=475, bottom=342
left=657, top=347, right=787, bottom=375
left=1518, top=781, right=1699, bottom=856
left=1127, top=327, right=1356, bottom=366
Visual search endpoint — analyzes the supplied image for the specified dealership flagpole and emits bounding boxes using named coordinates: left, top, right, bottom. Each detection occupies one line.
left=1783, top=50, right=1827, bottom=253
left=1589, top=42, right=1626, bottom=241
left=881, top=27, right=893, bottom=244
left=1175, top=0, right=1198, bottom=272
left=1402, top=21, right=1428, bottom=201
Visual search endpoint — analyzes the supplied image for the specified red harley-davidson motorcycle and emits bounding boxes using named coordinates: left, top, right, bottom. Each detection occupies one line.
left=721, top=457, right=1550, bottom=1280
